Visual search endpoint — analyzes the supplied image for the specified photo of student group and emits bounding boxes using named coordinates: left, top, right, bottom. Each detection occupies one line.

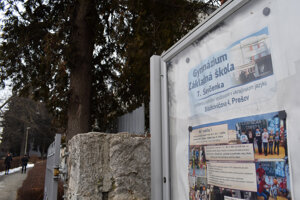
left=255, top=161, right=291, bottom=200
left=189, top=146, right=207, bottom=178
left=235, top=113, right=287, bottom=160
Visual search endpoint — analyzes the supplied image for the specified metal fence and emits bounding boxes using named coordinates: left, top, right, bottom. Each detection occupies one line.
left=44, top=134, right=61, bottom=200
left=117, top=104, right=145, bottom=134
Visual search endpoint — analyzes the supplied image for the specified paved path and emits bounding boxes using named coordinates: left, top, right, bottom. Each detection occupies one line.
left=0, top=171, right=29, bottom=200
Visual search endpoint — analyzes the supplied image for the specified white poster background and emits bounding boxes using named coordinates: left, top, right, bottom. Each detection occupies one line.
left=166, top=0, right=300, bottom=199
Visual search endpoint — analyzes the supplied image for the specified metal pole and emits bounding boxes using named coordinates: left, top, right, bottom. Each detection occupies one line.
left=150, top=55, right=163, bottom=200
left=24, top=127, right=30, bottom=155
left=161, top=60, right=170, bottom=200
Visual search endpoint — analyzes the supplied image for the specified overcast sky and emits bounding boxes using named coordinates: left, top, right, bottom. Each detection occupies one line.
left=0, top=81, right=12, bottom=103
left=0, top=4, right=12, bottom=111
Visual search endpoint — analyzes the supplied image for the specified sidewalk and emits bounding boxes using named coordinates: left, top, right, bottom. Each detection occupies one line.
left=0, top=164, right=34, bottom=200
left=0, top=171, right=29, bottom=200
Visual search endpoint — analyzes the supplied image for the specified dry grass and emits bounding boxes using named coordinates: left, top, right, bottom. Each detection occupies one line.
left=16, top=161, right=64, bottom=200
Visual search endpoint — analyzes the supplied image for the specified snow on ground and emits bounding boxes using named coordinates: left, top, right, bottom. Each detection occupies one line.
left=0, top=164, right=34, bottom=176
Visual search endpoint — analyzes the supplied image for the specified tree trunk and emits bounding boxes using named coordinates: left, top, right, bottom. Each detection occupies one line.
left=67, top=0, right=97, bottom=140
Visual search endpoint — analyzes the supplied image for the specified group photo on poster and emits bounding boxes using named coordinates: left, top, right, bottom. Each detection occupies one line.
left=235, top=113, right=287, bottom=160
left=188, top=111, right=292, bottom=200
left=256, top=161, right=290, bottom=200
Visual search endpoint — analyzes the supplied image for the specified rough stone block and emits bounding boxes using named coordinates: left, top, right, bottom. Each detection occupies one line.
left=66, top=132, right=150, bottom=200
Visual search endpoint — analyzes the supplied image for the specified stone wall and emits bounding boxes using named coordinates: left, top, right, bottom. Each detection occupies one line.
left=66, top=132, right=150, bottom=200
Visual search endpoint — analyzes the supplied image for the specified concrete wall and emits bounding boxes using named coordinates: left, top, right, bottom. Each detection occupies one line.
left=66, top=132, right=150, bottom=200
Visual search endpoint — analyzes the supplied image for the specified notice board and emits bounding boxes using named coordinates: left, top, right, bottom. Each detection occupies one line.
left=160, top=0, right=300, bottom=199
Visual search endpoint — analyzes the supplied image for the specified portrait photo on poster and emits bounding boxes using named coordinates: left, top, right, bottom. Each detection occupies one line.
left=188, top=111, right=291, bottom=200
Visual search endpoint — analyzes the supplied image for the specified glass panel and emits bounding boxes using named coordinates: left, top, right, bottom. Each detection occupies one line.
left=166, top=0, right=300, bottom=199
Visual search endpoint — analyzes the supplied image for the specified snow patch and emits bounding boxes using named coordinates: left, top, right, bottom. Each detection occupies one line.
left=0, top=164, right=34, bottom=176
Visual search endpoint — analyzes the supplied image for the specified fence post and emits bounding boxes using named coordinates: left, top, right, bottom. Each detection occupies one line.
left=150, top=55, right=163, bottom=200
left=44, top=134, right=61, bottom=200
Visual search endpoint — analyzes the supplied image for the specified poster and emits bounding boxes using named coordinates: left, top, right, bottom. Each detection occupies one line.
left=188, top=111, right=292, bottom=200
left=188, top=27, right=276, bottom=116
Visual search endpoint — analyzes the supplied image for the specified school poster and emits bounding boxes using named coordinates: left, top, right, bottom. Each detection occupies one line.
left=188, top=27, right=276, bottom=116
left=188, top=111, right=292, bottom=200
